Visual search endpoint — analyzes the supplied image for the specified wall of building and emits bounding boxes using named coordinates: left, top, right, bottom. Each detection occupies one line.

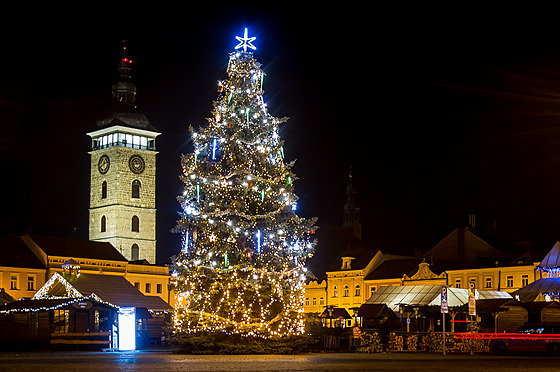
left=89, top=145, right=157, bottom=263
left=0, top=266, right=46, bottom=301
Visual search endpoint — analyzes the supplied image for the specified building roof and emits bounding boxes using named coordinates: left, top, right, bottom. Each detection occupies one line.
left=0, top=235, right=46, bottom=269
left=511, top=278, right=560, bottom=303
left=320, top=307, right=351, bottom=319
left=28, top=235, right=127, bottom=262
left=357, top=303, right=398, bottom=319
left=0, top=297, right=113, bottom=313
left=429, top=228, right=512, bottom=269
left=365, top=258, right=420, bottom=281
left=538, top=242, right=560, bottom=270
left=474, top=298, right=524, bottom=312
left=45, top=273, right=172, bottom=312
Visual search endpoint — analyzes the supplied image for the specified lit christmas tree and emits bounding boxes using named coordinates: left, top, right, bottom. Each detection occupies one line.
left=171, top=29, right=317, bottom=339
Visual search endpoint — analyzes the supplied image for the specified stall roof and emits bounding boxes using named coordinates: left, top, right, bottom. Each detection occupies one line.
left=366, top=285, right=511, bottom=312
left=511, top=278, right=560, bottom=303
left=36, top=272, right=172, bottom=312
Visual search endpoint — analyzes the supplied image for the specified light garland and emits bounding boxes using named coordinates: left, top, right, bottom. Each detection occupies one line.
left=32, top=272, right=82, bottom=299
left=170, top=31, right=317, bottom=338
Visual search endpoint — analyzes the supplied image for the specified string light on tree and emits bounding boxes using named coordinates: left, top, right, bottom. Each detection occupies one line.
left=170, top=28, right=317, bottom=338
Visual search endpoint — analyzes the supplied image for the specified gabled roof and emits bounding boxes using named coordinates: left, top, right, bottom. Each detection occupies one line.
left=365, top=258, right=420, bottom=281
left=512, top=278, right=560, bottom=303
left=474, top=298, right=525, bottom=312
left=0, top=297, right=114, bottom=313
left=36, top=272, right=171, bottom=312
left=0, top=235, right=46, bottom=269
left=430, top=228, right=512, bottom=268
left=357, top=303, right=398, bottom=319
left=538, top=242, right=560, bottom=270
left=320, top=307, right=351, bottom=319
left=28, top=235, right=127, bottom=262
left=523, top=301, right=560, bottom=311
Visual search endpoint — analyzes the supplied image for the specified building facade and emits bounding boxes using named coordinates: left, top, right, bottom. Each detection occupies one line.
left=0, top=235, right=171, bottom=305
left=304, top=226, right=542, bottom=314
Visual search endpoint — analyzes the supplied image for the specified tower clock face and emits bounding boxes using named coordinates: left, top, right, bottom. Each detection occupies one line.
left=129, top=154, right=145, bottom=174
left=98, top=155, right=110, bottom=174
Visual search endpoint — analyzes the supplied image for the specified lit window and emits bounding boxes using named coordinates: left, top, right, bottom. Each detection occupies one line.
left=54, top=310, right=69, bottom=333
left=507, top=276, right=514, bottom=288
left=333, top=286, right=338, bottom=298
left=10, top=274, right=18, bottom=290
left=27, top=275, right=35, bottom=291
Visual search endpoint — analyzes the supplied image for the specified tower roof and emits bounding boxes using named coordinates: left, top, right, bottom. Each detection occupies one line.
left=538, top=241, right=560, bottom=271
left=95, top=43, right=157, bottom=132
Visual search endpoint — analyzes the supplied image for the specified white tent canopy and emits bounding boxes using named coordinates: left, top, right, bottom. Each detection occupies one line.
left=366, top=285, right=512, bottom=312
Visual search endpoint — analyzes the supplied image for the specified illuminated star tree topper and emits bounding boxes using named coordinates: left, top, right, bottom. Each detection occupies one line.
left=235, top=27, right=256, bottom=52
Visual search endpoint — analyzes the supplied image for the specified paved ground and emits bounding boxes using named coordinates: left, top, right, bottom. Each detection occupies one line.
left=0, top=351, right=558, bottom=371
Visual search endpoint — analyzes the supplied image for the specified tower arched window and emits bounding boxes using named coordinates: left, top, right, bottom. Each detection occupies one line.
left=132, top=215, right=139, bottom=232
left=101, top=181, right=107, bottom=199
left=131, top=244, right=139, bottom=261
left=333, top=285, right=338, bottom=298
left=343, top=285, right=349, bottom=297
left=100, top=216, right=106, bottom=232
left=132, top=180, right=141, bottom=198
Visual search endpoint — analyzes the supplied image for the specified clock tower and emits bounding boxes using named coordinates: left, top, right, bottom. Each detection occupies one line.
left=87, top=47, right=160, bottom=263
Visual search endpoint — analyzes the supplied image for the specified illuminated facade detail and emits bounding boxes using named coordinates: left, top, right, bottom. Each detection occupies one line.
left=171, top=32, right=317, bottom=338
left=87, top=49, right=160, bottom=263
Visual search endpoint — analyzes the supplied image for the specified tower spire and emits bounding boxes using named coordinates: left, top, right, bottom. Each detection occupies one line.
left=112, top=40, right=136, bottom=106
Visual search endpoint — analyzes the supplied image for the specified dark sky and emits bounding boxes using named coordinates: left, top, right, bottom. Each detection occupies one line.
left=3, top=7, right=560, bottom=264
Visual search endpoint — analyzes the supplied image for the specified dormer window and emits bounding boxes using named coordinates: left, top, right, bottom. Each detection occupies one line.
left=341, top=256, right=355, bottom=270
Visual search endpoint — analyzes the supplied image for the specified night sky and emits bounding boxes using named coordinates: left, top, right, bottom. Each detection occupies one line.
left=3, top=7, right=560, bottom=264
